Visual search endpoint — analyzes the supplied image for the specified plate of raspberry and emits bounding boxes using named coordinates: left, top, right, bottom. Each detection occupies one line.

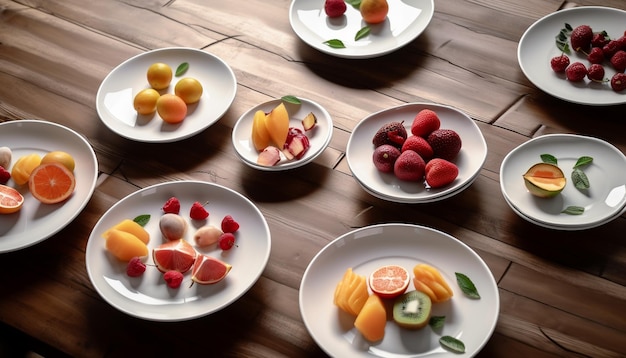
left=518, top=6, right=626, bottom=106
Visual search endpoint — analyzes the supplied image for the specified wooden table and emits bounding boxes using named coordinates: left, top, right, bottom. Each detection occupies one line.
left=1, top=0, right=626, bottom=356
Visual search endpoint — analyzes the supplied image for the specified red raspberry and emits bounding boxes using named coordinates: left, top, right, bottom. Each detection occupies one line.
left=218, top=232, right=236, bottom=250
left=189, top=201, right=209, bottom=220
left=324, top=0, right=346, bottom=18
left=425, top=158, right=459, bottom=189
left=410, top=109, right=441, bottom=137
left=611, top=73, right=626, bottom=92
left=162, top=197, right=180, bottom=214
left=401, top=136, right=434, bottom=161
left=0, top=166, right=10, bottom=185
left=221, top=215, right=240, bottom=233
left=586, top=64, right=605, bottom=82
left=610, top=50, right=626, bottom=72
left=550, top=54, right=570, bottom=72
left=591, top=32, right=609, bottom=48
left=126, top=257, right=147, bottom=277
left=570, top=25, right=593, bottom=52
left=565, top=62, right=587, bottom=82
left=163, top=271, right=184, bottom=288
left=586, top=47, right=604, bottom=64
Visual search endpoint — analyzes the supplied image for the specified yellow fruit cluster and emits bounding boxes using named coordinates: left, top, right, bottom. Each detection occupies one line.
left=102, top=219, right=150, bottom=261
left=251, top=103, right=290, bottom=152
left=333, top=268, right=369, bottom=316
left=412, top=264, right=454, bottom=303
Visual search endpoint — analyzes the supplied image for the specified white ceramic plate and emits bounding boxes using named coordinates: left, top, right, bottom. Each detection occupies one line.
left=96, top=47, right=237, bottom=142
left=232, top=98, right=333, bottom=171
left=500, top=134, right=626, bottom=230
left=346, top=103, right=487, bottom=203
left=299, top=223, right=499, bottom=357
left=289, top=0, right=434, bottom=59
left=85, top=181, right=271, bottom=321
left=0, top=120, right=98, bottom=253
left=518, top=6, right=626, bottom=106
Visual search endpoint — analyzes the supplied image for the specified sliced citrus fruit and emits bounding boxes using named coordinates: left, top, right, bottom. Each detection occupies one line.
left=191, top=254, right=232, bottom=285
left=152, top=239, right=197, bottom=273
left=28, top=163, right=76, bottom=204
left=368, top=264, right=410, bottom=299
left=0, top=184, right=24, bottom=214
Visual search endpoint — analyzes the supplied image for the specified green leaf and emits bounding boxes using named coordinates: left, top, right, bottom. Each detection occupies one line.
left=439, top=336, right=466, bottom=353
left=540, top=154, right=558, bottom=165
left=281, top=95, right=301, bottom=104
left=355, top=26, right=371, bottom=41
left=455, top=272, right=480, bottom=299
left=564, top=23, right=573, bottom=31
left=572, top=168, right=590, bottom=190
left=175, top=62, right=189, bottom=77
left=133, top=214, right=151, bottom=227
left=562, top=206, right=584, bottom=215
left=429, top=316, right=446, bottom=329
left=323, top=39, right=345, bottom=48
left=573, top=156, right=593, bottom=168
left=345, top=0, right=361, bottom=8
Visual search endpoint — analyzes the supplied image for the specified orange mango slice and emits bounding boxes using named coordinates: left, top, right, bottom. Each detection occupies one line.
left=333, top=268, right=369, bottom=316
left=265, top=103, right=289, bottom=148
left=103, top=219, right=150, bottom=244
left=354, top=294, right=386, bottom=342
left=104, top=229, right=148, bottom=261
left=413, top=264, right=453, bottom=303
left=251, top=110, right=271, bottom=152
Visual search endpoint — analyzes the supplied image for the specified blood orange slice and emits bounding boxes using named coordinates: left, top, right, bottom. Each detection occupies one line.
left=28, top=163, right=76, bottom=204
left=191, top=254, right=232, bottom=285
left=368, top=265, right=410, bottom=299
left=0, top=184, right=24, bottom=214
left=152, top=239, right=197, bottom=273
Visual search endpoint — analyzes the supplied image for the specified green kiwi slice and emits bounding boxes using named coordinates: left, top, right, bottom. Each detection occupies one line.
left=392, top=290, right=432, bottom=329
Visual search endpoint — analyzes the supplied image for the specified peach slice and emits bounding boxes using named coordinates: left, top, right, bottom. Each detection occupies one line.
left=105, top=229, right=148, bottom=261
left=103, top=219, right=150, bottom=244
left=523, top=163, right=566, bottom=198
left=251, top=110, right=271, bottom=152
left=413, top=264, right=453, bottom=303
left=354, top=294, right=386, bottom=342
left=265, top=103, right=290, bottom=148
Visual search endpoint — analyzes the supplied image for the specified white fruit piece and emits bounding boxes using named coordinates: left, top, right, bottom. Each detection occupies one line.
left=257, top=146, right=281, bottom=166
left=302, top=112, right=317, bottom=131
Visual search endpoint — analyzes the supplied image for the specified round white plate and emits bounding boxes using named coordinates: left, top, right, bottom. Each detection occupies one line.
left=232, top=98, right=333, bottom=171
left=500, top=134, right=626, bottom=230
left=85, top=181, right=271, bottom=321
left=96, top=47, right=237, bottom=142
left=346, top=103, right=487, bottom=203
left=0, top=120, right=98, bottom=253
left=518, top=6, right=626, bottom=106
left=299, top=223, right=499, bottom=357
left=289, top=0, right=434, bottom=59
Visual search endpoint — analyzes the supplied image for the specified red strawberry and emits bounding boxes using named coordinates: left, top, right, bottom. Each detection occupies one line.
left=611, top=73, right=626, bottom=92
left=603, top=40, right=621, bottom=59
left=565, top=62, right=587, bottom=82
left=324, top=0, right=346, bottom=18
left=190, top=201, right=209, bottom=220
left=372, top=121, right=407, bottom=149
left=218, top=232, right=236, bottom=250
left=587, top=64, right=605, bottom=82
left=591, top=32, right=609, bottom=48
left=221, top=215, right=240, bottom=233
left=126, top=257, right=147, bottom=277
left=163, top=271, right=184, bottom=288
left=0, top=166, right=10, bottom=185
left=162, top=197, right=181, bottom=214
left=426, top=129, right=462, bottom=161
left=401, top=136, right=433, bottom=160
left=610, top=50, right=626, bottom=72
left=570, top=25, right=593, bottom=52
left=425, top=159, right=459, bottom=188
left=586, top=47, right=604, bottom=64
left=410, top=109, right=440, bottom=137
left=550, top=54, right=570, bottom=72
left=393, top=150, right=425, bottom=181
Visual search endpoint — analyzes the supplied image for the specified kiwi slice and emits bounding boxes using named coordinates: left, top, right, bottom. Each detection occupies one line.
left=392, top=290, right=432, bottom=329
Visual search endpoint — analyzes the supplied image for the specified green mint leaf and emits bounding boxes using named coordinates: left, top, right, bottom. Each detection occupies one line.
left=455, top=272, right=480, bottom=299
left=572, top=168, right=590, bottom=190
left=281, top=95, right=301, bottom=104
left=355, top=26, right=371, bottom=41
left=346, top=0, right=361, bottom=8
left=440, top=336, right=466, bottom=353
left=562, top=206, right=584, bottom=215
left=429, top=316, right=446, bottom=329
left=133, top=214, right=151, bottom=227
left=564, top=23, right=573, bottom=31
left=540, top=154, right=558, bottom=165
left=175, top=62, right=189, bottom=77
left=323, top=39, right=345, bottom=48
left=573, top=156, right=593, bottom=168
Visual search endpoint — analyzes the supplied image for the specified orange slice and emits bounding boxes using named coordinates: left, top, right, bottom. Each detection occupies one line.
left=0, top=184, right=25, bottom=214
left=28, top=163, right=76, bottom=204
left=191, top=254, right=232, bottom=285
left=152, top=239, right=197, bottom=273
left=368, top=265, right=410, bottom=299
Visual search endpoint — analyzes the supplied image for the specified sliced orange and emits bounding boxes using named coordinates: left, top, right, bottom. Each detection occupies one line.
left=0, top=184, right=24, bottom=214
left=28, top=163, right=76, bottom=204
left=369, top=265, right=410, bottom=299
left=152, top=239, right=197, bottom=273
left=191, top=254, right=232, bottom=285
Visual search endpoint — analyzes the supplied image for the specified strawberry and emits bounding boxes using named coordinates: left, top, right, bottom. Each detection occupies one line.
left=603, top=40, right=621, bottom=59
left=218, top=232, right=236, bottom=250
left=586, top=64, right=605, bottom=82
left=565, top=62, right=587, bottom=82
left=611, top=73, right=626, bottom=92
left=425, top=159, right=459, bottom=189
left=401, top=136, right=433, bottom=160
left=570, top=25, right=593, bottom=52
left=0, top=166, right=10, bottom=185
left=163, top=271, right=184, bottom=289
left=550, top=54, right=570, bottom=72
left=393, top=150, right=425, bottom=181
left=591, top=32, right=609, bottom=48
left=372, top=121, right=407, bottom=149
left=162, top=196, right=181, bottom=214
left=410, top=109, right=440, bottom=137
left=190, top=201, right=209, bottom=220
left=221, top=215, right=240, bottom=233
left=586, top=47, right=604, bottom=64
left=610, top=50, right=626, bottom=72
left=324, top=0, right=346, bottom=18
left=426, top=129, right=462, bottom=161
left=126, top=257, right=147, bottom=277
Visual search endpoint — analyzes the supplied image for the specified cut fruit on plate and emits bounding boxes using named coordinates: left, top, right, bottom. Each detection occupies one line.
left=369, top=264, right=410, bottom=299
left=153, top=239, right=197, bottom=273
left=522, top=162, right=566, bottom=198
left=28, top=163, right=76, bottom=204
left=191, top=254, right=232, bottom=284
left=0, top=184, right=24, bottom=214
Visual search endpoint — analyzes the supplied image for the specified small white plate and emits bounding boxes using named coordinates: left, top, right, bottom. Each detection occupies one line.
left=346, top=103, right=487, bottom=203
left=500, top=134, right=626, bottom=230
left=518, top=6, right=626, bottom=106
left=85, top=181, right=271, bottom=321
left=289, top=0, right=434, bottom=59
left=0, top=120, right=98, bottom=253
left=232, top=98, right=333, bottom=171
left=96, top=47, right=237, bottom=142
left=299, top=223, right=499, bottom=357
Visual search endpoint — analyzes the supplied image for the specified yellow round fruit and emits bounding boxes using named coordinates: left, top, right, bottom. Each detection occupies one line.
left=11, top=153, right=42, bottom=185
left=41, top=151, right=75, bottom=172
left=156, top=94, right=187, bottom=124
left=133, top=88, right=160, bottom=115
left=146, top=62, right=172, bottom=90
left=174, top=77, right=203, bottom=104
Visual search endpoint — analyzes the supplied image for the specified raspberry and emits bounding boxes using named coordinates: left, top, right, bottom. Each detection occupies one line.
left=410, top=109, right=441, bottom=137
left=425, top=158, right=459, bottom=189
left=611, top=73, right=626, bottom=92
left=163, top=271, right=184, bottom=288
left=0, top=166, right=10, bottom=185
left=189, top=201, right=209, bottom=220
left=162, top=196, right=180, bottom=214
left=126, top=257, right=147, bottom=277
left=324, top=0, right=346, bottom=18
left=550, top=54, right=570, bottom=72
left=586, top=64, right=605, bottom=82
left=221, top=215, right=240, bottom=233
left=586, top=47, right=604, bottom=64
left=219, top=232, right=236, bottom=250
left=565, top=62, right=587, bottom=82
left=610, top=50, right=626, bottom=72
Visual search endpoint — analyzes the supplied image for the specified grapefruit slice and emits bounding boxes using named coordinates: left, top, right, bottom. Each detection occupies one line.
left=152, top=239, right=197, bottom=273
left=191, top=254, right=232, bottom=285
left=28, top=163, right=76, bottom=204
left=368, top=265, right=410, bottom=299
left=0, top=184, right=24, bottom=214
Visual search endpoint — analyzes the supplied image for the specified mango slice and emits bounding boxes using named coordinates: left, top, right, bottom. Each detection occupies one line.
left=251, top=110, right=271, bottom=152
left=104, top=229, right=148, bottom=261
left=413, top=264, right=453, bottom=303
left=265, top=103, right=289, bottom=148
left=333, top=268, right=369, bottom=316
left=354, top=294, right=386, bottom=342
left=102, top=219, right=150, bottom=244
